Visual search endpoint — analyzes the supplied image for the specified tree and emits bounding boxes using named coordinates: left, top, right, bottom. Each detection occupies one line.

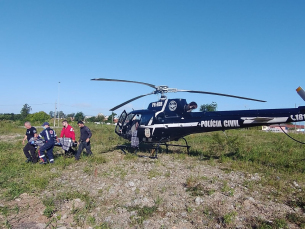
left=86, top=115, right=104, bottom=123
left=86, top=116, right=96, bottom=122
left=28, top=111, right=50, bottom=123
left=200, top=102, right=217, bottom=112
left=107, top=112, right=117, bottom=123
left=74, top=112, right=85, bottom=122
left=50, top=111, right=65, bottom=119
left=0, top=113, right=21, bottom=121
left=96, top=114, right=105, bottom=122
left=49, top=111, right=55, bottom=118
left=66, top=113, right=75, bottom=118
left=20, top=104, right=31, bottom=119
left=66, top=113, right=75, bottom=121
left=56, top=111, right=66, bottom=119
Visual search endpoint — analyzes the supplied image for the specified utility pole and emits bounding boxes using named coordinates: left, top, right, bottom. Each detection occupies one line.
left=54, top=102, right=57, bottom=127
left=295, top=103, right=297, bottom=132
left=58, top=82, right=60, bottom=127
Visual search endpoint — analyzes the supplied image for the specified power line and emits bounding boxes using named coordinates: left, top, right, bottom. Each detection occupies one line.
left=0, top=103, right=54, bottom=106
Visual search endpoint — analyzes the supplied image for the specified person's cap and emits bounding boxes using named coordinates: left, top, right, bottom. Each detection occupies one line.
left=42, top=122, right=49, bottom=126
left=77, top=121, right=84, bottom=124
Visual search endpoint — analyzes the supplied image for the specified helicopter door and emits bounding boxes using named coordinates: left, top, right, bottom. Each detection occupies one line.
left=115, top=110, right=128, bottom=135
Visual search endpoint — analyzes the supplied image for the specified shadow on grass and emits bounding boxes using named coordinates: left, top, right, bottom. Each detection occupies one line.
left=188, top=149, right=240, bottom=161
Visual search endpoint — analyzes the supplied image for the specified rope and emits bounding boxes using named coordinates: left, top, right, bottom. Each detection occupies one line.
left=279, top=125, right=305, bottom=144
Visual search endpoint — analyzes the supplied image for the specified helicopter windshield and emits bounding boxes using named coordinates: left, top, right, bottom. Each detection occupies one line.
left=124, top=113, right=153, bottom=128
left=115, top=110, right=155, bottom=137
left=139, top=114, right=152, bottom=125
left=124, top=113, right=137, bottom=126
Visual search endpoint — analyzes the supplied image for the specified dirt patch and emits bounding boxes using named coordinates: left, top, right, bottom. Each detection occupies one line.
left=0, top=134, right=22, bottom=142
left=1, top=152, right=303, bottom=228
left=0, top=193, right=48, bottom=229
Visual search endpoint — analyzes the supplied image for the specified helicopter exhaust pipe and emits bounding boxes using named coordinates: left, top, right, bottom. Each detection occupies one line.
left=296, top=86, right=305, bottom=101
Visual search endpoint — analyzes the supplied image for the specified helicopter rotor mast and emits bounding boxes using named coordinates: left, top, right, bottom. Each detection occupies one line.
left=91, top=78, right=266, bottom=111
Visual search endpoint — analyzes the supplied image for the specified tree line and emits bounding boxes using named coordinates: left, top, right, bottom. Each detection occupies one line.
left=0, top=102, right=217, bottom=123
left=0, top=104, right=118, bottom=123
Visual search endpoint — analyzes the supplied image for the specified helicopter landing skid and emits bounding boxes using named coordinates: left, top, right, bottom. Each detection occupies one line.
left=116, top=144, right=158, bottom=159
left=116, top=137, right=190, bottom=159
left=116, top=145, right=136, bottom=155
left=163, top=137, right=191, bottom=154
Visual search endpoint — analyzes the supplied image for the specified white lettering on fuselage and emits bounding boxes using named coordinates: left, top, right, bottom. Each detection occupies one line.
left=290, top=114, right=305, bottom=121
left=152, top=102, right=163, bottom=107
left=223, top=120, right=240, bottom=127
left=200, top=120, right=240, bottom=128
left=201, top=120, right=222, bottom=128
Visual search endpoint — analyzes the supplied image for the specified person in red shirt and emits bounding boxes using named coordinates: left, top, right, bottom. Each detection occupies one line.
left=60, top=120, right=76, bottom=156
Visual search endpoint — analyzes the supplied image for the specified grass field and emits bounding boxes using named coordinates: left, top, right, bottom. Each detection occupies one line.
left=0, top=120, right=305, bottom=228
left=0, top=121, right=124, bottom=199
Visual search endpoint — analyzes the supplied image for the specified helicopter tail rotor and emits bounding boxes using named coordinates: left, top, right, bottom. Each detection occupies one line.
left=296, top=86, right=305, bottom=101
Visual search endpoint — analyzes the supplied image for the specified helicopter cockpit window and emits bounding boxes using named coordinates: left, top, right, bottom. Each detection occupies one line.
left=133, top=114, right=141, bottom=121
left=140, top=114, right=154, bottom=125
left=131, top=114, right=141, bottom=132
left=123, top=113, right=153, bottom=128
left=124, top=114, right=136, bottom=127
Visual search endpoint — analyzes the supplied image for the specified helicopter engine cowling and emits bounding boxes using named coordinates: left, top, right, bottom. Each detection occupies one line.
left=185, top=101, right=198, bottom=112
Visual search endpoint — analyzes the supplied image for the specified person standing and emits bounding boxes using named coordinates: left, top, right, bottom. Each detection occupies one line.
left=22, top=121, right=38, bottom=163
left=60, top=120, right=76, bottom=155
left=75, top=121, right=93, bottom=160
left=38, top=122, right=57, bottom=164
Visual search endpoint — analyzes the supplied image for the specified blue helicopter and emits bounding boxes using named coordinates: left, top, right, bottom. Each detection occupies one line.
left=92, top=78, right=305, bottom=157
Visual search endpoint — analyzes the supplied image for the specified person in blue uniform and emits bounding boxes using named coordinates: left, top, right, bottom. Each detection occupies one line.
left=38, top=122, right=57, bottom=164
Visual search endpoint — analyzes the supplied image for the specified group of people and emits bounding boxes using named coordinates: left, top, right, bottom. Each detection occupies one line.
left=22, top=120, right=93, bottom=164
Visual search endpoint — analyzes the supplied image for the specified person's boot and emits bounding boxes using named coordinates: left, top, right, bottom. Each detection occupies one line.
left=25, top=158, right=31, bottom=163
left=32, top=156, right=38, bottom=164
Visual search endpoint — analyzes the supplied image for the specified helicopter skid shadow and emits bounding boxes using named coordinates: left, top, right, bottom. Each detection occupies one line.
left=117, top=138, right=191, bottom=159
left=117, top=144, right=159, bottom=159
left=189, top=150, right=240, bottom=161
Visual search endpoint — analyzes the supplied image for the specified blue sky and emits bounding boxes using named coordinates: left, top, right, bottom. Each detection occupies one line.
left=0, top=1, right=304, bottom=117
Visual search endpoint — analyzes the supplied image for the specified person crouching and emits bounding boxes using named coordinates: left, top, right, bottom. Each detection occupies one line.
left=38, top=122, right=57, bottom=164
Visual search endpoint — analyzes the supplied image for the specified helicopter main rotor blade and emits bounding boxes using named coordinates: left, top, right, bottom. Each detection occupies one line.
left=177, top=90, right=266, bottom=102
left=91, top=78, right=157, bottom=89
left=110, top=92, right=155, bottom=111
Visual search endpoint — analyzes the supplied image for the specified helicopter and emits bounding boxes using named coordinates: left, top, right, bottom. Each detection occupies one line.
left=92, top=78, right=305, bottom=157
